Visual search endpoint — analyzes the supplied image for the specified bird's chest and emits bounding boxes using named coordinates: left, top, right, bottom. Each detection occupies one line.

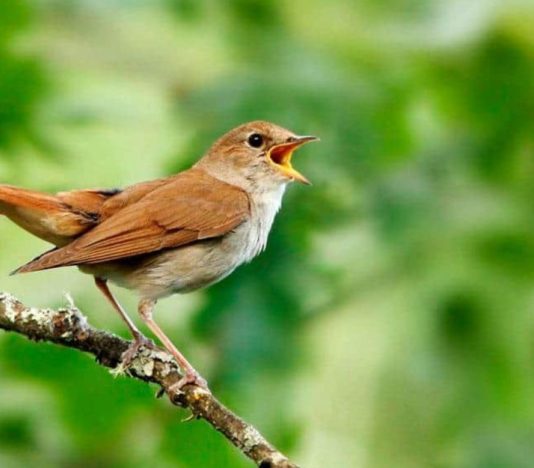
left=228, top=187, right=285, bottom=264
left=189, top=188, right=285, bottom=281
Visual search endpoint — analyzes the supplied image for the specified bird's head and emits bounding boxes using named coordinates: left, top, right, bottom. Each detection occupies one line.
left=196, top=121, right=319, bottom=191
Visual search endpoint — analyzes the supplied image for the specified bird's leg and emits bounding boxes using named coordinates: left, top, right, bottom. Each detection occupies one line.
left=94, top=277, right=154, bottom=369
left=138, top=298, right=209, bottom=391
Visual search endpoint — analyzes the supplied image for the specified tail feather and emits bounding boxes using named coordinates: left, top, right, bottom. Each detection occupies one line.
left=0, top=183, right=131, bottom=277
left=0, top=184, right=111, bottom=247
left=0, top=184, right=64, bottom=213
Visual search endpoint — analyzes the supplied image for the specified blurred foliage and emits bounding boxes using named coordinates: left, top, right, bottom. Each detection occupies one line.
left=0, top=1, right=49, bottom=156
left=1, top=0, right=534, bottom=467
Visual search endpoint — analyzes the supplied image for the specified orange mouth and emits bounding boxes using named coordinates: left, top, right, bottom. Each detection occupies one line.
left=267, top=135, right=319, bottom=185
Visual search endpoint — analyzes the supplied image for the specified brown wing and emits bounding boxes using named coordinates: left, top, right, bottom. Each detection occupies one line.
left=16, top=168, right=250, bottom=272
left=59, top=177, right=173, bottom=221
left=99, top=177, right=171, bottom=219
left=57, top=187, right=122, bottom=217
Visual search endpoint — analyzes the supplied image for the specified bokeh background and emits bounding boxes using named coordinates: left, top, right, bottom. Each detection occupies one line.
left=1, top=0, right=533, bottom=467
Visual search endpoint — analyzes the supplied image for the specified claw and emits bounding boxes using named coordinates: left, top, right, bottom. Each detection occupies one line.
left=112, top=334, right=155, bottom=375
left=168, top=371, right=209, bottom=395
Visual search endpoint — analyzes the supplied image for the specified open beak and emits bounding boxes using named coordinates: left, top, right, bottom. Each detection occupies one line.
left=267, top=135, right=319, bottom=185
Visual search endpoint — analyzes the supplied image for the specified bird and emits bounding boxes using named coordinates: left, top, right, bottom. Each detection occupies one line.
left=0, top=121, right=318, bottom=390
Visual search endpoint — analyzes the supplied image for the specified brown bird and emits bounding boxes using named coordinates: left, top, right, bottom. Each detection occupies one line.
left=0, top=121, right=318, bottom=389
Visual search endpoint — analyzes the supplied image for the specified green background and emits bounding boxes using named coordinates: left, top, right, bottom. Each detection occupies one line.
left=1, top=1, right=533, bottom=467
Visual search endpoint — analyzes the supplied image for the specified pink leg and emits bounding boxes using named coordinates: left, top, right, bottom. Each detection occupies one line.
left=94, top=277, right=153, bottom=366
left=138, top=298, right=208, bottom=391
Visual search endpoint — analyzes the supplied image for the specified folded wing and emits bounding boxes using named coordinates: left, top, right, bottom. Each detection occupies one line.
left=15, top=168, right=250, bottom=273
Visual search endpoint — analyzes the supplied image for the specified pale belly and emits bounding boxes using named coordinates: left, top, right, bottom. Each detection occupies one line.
left=81, top=219, right=264, bottom=300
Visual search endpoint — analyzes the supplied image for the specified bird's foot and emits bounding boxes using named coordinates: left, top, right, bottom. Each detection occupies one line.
left=111, top=334, right=155, bottom=376
left=168, top=370, right=209, bottom=395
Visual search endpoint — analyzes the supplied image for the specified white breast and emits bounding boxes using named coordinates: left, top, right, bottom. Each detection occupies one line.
left=239, top=184, right=286, bottom=262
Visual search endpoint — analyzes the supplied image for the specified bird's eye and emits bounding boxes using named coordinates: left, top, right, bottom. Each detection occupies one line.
left=247, top=133, right=264, bottom=148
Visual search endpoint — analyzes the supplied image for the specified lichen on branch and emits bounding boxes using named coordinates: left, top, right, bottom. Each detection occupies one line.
left=0, top=292, right=298, bottom=468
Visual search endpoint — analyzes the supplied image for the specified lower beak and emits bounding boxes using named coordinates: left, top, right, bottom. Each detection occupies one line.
left=267, top=135, right=319, bottom=185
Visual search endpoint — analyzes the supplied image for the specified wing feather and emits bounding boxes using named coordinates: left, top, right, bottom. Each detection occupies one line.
left=16, top=169, right=250, bottom=273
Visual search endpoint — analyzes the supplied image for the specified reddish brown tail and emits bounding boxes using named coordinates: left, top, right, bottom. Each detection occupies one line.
left=0, top=184, right=113, bottom=247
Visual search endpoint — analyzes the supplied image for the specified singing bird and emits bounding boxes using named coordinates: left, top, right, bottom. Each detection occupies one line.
left=0, top=121, right=318, bottom=389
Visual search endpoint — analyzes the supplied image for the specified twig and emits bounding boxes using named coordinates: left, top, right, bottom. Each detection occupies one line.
left=0, top=292, right=298, bottom=468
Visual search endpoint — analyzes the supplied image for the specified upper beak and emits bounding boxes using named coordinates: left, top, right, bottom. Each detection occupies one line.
left=267, top=135, right=319, bottom=185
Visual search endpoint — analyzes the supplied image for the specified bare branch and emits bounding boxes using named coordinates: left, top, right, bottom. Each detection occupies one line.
left=0, top=292, right=298, bottom=468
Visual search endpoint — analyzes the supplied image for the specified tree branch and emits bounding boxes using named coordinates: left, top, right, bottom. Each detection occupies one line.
left=0, top=292, right=298, bottom=468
